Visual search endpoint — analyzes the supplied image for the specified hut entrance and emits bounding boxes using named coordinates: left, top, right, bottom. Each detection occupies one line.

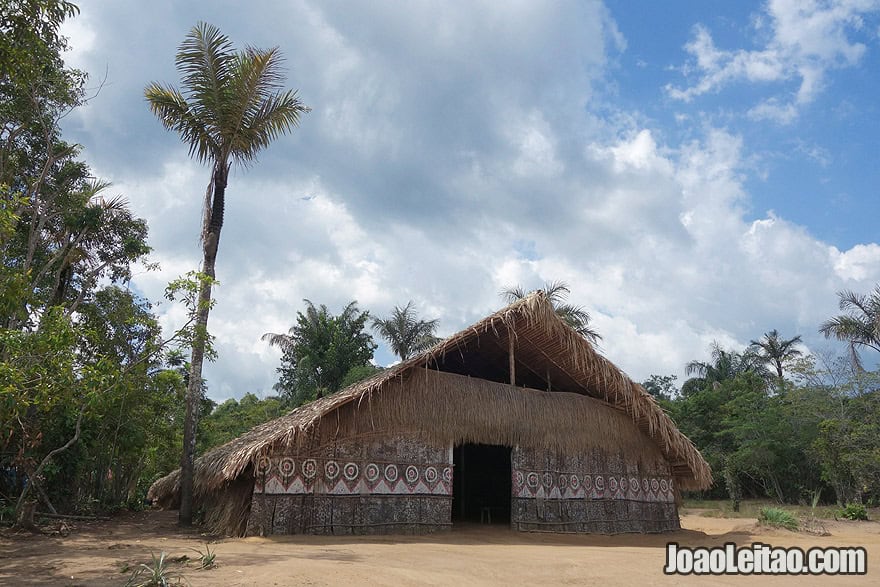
left=452, top=443, right=512, bottom=525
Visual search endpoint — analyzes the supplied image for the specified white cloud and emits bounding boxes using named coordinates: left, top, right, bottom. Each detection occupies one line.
left=668, top=0, right=880, bottom=122
left=55, top=1, right=880, bottom=399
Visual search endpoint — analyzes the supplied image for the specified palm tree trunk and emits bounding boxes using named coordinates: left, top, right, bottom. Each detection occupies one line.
left=179, top=163, right=227, bottom=527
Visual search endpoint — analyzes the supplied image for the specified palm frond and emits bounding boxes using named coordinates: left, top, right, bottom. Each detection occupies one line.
left=144, top=82, right=218, bottom=163
left=261, top=332, right=294, bottom=353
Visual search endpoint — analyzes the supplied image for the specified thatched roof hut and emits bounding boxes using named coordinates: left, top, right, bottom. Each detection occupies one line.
left=149, top=293, right=710, bottom=536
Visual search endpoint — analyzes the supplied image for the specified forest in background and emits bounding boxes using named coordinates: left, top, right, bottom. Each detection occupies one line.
left=2, top=1, right=878, bottom=526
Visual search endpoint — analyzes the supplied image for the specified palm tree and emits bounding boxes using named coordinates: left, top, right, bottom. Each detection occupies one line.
left=145, top=23, right=309, bottom=526
left=819, top=287, right=880, bottom=370
left=371, top=301, right=440, bottom=361
left=747, top=329, right=803, bottom=379
left=685, top=342, right=770, bottom=385
left=501, top=281, right=601, bottom=344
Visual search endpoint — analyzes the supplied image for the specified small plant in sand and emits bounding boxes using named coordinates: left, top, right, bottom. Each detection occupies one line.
left=125, top=551, right=188, bottom=586
left=799, top=489, right=829, bottom=536
left=758, top=507, right=799, bottom=531
left=192, top=543, right=217, bottom=569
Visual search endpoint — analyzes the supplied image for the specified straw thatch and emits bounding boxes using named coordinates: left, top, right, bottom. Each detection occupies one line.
left=149, top=292, right=711, bottom=514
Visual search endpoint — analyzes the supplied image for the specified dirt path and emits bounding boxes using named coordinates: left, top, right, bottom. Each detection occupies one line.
left=1, top=512, right=877, bottom=586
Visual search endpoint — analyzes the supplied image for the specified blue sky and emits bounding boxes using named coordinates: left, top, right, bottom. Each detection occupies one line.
left=61, top=1, right=880, bottom=399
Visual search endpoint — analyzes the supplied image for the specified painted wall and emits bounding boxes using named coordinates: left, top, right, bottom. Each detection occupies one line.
left=511, top=446, right=679, bottom=533
left=246, top=434, right=452, bottom=535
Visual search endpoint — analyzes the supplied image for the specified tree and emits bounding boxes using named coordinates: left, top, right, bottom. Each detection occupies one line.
left=819, top=287, right=880, bottom=370
left=685, top=342, right=769, bottom=386
left=263, top=300, right=376, bottom=406
left=501, top=280, right=601, bottom=343
left=371, top=301, right=440, bottom=361
left=748, top=329, right=803, bottom=380
left=144, top=23, right=309, bottom=526
left=641, top=374, right=678, bottom=402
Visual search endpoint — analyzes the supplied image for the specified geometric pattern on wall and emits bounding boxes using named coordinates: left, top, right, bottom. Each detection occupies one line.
left=513, top=468, right=674, bottom=503
left=254, top=456, right=453, bottom=496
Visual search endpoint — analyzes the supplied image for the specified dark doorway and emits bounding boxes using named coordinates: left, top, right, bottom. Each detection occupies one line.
left=452, top=443, right=512, bottom=524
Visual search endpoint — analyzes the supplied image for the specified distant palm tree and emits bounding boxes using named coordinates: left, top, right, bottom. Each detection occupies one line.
left=819, top=287, right=880, bottom=370
left=685, top=342, right=769, bottom=384
left=501, top=281, right=601, bottom=344
left=144, top=22, right=309, bottom=526
left=747, top=329, right=803, bottom=379
left=371, top=301, right=440, bottom=361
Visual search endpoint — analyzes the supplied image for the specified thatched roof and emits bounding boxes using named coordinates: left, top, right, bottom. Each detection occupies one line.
left=149, top=293, right=711, bottom=505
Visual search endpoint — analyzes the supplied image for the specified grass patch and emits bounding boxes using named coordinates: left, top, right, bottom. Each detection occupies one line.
left=124, top=551, right=188, bottom=586
left=838, top=503, right=868, bottom=521
left=758, top=507, right=799, bottom=531
left=192, top=543, right=217, bottom=569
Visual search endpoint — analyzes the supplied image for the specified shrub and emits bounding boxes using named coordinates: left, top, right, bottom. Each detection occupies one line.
left=838, top=503, right=868, bottom=521
left=759, top=507, right=799, bottom=531
left=125, top=551, right=187, bottom=586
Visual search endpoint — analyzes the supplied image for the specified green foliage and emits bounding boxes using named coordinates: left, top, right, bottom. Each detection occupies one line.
left=819, top=287, right=880, bottom=370
left=263, top=300, right=377, bottom=405
left=371, top=301, right=440, bottom=361
left=125, top=551, right=187, bottom=587
left=191, top=543, right=217, bottom=569
left=641, top=374, right=678, bottom=402
left=747, top=329, right=803, bottom=380
left=838, top=503, right=868, bottom=521
left=340, top=364, right=384, bottom=389
left=758, top=507, right=799, bottom=531
left=164, top=271, right=218, bottom=360
left=198, top=393, right=286, bottom=452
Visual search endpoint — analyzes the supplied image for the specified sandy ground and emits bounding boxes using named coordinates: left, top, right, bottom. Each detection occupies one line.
left=1, top=510, right=877, bottom=586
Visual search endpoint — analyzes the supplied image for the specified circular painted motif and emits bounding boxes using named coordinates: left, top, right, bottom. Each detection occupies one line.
left=620, top=477, right=628, bottom=492
left=405, top=465, right=419, bottom=484
left=325, top=460, right=340, bottom=480
left=559, top=474, right=569, bottom=489
left=570, top=475, right=580, bottom=490
left=384, top=464, right=399, bottom=483
left=542, top=473, right=553, bottom=488
left=343, top=462, right=359, bottom=481
left=256, top=456, right=272, bottom=475
left=442, top=467, right=452, bottom=482
left=279, top=457, right=295, bottom=477
left=630, top=477, right=640, bottom=492
left=583, top=475, right=593, bottom=490
left=608, top=476, right=619, bottom=493
left=651, top=478, right=660, bottom=493
left=364, top=463, right=380, bottom=482
left=642, top=478, right=649, bottom=493
left=425, top=466, right=439, bottom=484
left=526, top=472, right=540, bottom=489
left=301, top=459, right=317, bottom=479
left=660, top=479, right=669, bottom=493
left=595, top=475, right=605, bottom=491
left=514, top=470, right=525, bottom=487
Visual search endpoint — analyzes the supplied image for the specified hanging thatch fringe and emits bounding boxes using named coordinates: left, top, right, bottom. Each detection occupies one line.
left=148, top=292, right=711, bottom=507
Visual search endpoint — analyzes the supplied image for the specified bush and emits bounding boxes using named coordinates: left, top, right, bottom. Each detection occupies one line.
left=759, top=507, right=799, bottom=531
left=838, top=503, right=868, bottom=521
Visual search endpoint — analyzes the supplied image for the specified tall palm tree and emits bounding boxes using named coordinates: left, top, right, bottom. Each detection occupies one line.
left=145, top=23, right=309, bottom=526
left=819, top=287, right=880, bottom=370
left=501, top=280, right=601, bottom=344
left=371, top=301, right=440, bottom=361
left=747, top=329, right=803, bottom=379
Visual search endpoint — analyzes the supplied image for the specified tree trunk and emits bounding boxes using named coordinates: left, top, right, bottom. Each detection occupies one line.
left=178, top=162, right=227, bottom=527
left=16, top=501, right=36, bottom=530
